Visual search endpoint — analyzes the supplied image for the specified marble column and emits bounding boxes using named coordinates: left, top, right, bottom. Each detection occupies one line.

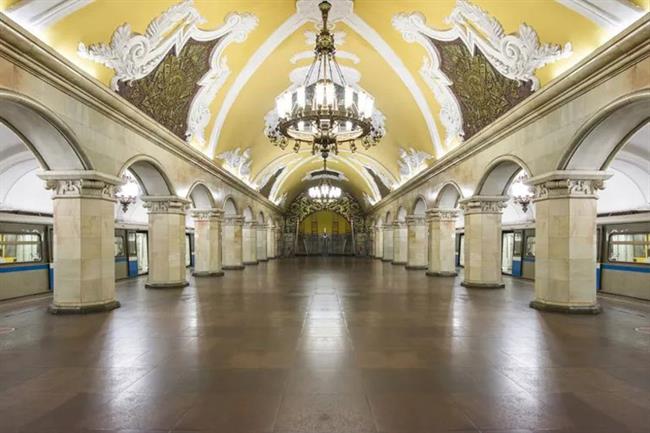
left=243, top=221, right=258, bottom=265
left=257, top=223, right=268, bottom=262
left=406, top=215, right=428, bottom=270
left=382, top=225, right=393, bottom=262
left=142, top=196, right=190, bottom=288
left=528, top=171, right=610, bottom=314
left=460, top=196, right=508, bottom=288
left=426, top=208, right=459, bottom=277
left=40, top=171, right=121, bottom=314
left=392, top=221, right=408, bottom=265
left=374, top=227, right=383, bottom=259
left=266, top=225, right=275, bottom=259
left=222, top=215, right=244, bottom=270
left=191, top=209, right=224, bottom=277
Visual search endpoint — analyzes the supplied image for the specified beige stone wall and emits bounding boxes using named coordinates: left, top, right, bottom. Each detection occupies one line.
left=222, top=216, right=244, bottom=269
left=406, top=216, right=427, bottom=269
left=243, top=222, right=258, bottom=264
left=392, top=222, right=408, bottom=265
left=382, top=227, right=393, bottom=262
left=146, top=207, right=187, bottom=287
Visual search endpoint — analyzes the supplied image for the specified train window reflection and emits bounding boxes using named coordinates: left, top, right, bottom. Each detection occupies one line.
left=114, top=236, right=125, bottom=257
left=525, top=236, right=536, bottom=258
left=608, top=233, right=650, bottom=264
left=0, top=233, right=42, bottom=264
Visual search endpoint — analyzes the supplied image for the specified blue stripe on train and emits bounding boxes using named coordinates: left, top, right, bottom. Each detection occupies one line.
left=128, top=259, right=138, bottom=277
left=0, top=264, right=49, bottom=273
left=601, top=263, right=650, bottom=274
left=511, top=259, right=522, bottom=277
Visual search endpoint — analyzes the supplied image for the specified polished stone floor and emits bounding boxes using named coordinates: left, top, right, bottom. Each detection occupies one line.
left=0, top=257, right=649, bottom=433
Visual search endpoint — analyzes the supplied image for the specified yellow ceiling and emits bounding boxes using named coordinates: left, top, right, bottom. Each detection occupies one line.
left=3, top=0, right=645, bottom=207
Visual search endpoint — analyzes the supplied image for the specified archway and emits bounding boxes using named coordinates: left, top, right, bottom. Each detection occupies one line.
left=298, top=210, right=353, bottom=256
left=242, top=206, right=257, bottom=265
left=393, top=206, right=408, bottom=265
left=187, top=182, right=223, bottom=278
left=221, top=196, right=244, bottom=270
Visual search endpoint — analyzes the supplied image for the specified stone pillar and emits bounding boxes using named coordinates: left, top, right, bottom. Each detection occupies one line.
left=406, top=215, right=428, bottom=270
left=528, top=171, right=610, bottom=314
left=40, top=171, right=121, bottom=314
left=382, top=225, right=393, bottom=262
left=257, top=223, right=268, bottom=262
left=275, top=227, right=283, bottom=257
left=222, top=215, right=244, bottom=270
left=426, top=208, right=459, bottom=276
left=142, top=196, right=190, bottom=288
left=243, top=221, right=258, bottom=265
left=191, top=209, right=224, bottom=277
left=266, top=225, right=275, bottom=259
left=392, top=221, right=408, bottom=265
left=374, top=226, right=383, bottom=259
left=460, top=196, right=508, bottom=288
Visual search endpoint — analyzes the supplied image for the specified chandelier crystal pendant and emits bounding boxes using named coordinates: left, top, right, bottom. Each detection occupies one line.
left=308, top=159, right=342, bottom=203
left=510, top=172, right=534, bottom=213
left=266, top=0, right=384, bottom=160
left=116, top=172, right=139, bottom=212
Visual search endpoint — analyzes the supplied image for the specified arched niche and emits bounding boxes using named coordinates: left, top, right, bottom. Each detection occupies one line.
left=434, top=182, right=463, bottom=209
left=223, top=196, right=238, bottom=216
left=187, top=182, right=215, bottom=209
left=0, top=90, right=90, bottom=170
left=119, top=156, right=175, bottom=196
left=475, top=156, right=531, bottom=196
left=560, top=90, right=650, bottom=171
left=397, top=206, right=408, bottom=222
left=257, top=211, right=265, bottom=225
left=412, top=196, right=427, bottom=216
left=385, top=211, right=393, bottom=224
left=243, top=206, right=254, bottom=222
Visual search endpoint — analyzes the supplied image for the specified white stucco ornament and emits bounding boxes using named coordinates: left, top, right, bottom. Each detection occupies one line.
left=393, top=0, right=572, bottom=146
left=216, top=147, right=254, bottom=187
left=398, top=147, right=433, bottom=184
left=78, top=0, right=258, bottom=146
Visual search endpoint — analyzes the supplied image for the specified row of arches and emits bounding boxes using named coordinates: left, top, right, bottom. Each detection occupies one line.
left=371, top=90, right=650, bottom=313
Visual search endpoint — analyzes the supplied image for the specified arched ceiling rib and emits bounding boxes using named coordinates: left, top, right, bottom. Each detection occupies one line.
left=3, top=0, right=646, bottom=210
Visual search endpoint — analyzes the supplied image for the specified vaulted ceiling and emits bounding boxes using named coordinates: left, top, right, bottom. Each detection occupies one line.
left=3, top=0, right=647, bottom=208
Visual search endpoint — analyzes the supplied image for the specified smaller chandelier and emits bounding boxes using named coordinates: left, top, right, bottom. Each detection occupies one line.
left=265, top=0, right=384, bottom=160
left=510, top=172, right=534, bottom=213
left=308, top=159, right=342, bottom=203
left=116, top=172, right=140, bottom=212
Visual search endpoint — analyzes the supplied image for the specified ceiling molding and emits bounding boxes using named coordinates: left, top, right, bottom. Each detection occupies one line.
left=5, top=0, right=93, bottom=28
left=555, top=0, right=645, bottom=29
left=207, top=0, right=443, bottom=158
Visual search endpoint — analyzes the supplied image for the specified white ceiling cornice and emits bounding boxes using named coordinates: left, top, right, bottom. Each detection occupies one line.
left=5, top=0, right=93, bottom=28
left=555, top=0, right=645, bottom=29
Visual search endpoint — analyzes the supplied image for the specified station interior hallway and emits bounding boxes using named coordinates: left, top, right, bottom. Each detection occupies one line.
left=1, top=257, right=649, bottom=433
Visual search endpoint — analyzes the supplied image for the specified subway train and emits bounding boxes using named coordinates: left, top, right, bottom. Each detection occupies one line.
left=454, top=212, right=650, bottom=300
left=0, top=211, right=195, bottom=301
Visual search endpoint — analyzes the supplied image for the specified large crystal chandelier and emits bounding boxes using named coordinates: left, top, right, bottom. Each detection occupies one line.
left=308, top=159, right=342, bottom=203
left=265, top=1, right=384, bottom=160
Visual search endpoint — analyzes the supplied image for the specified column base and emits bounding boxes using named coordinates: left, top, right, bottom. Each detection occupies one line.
left=258, top=258, right=269, bottom=262
left=381, top=258, right=392, bottom=262
left=223, top=265, right=245, bottom=270
left=192, top=271, right=224, bottom=277
left=426, top=271, right=457, bottom=277
left=406, top=265, right=428, bottom=270
left=391, top=261, right=407, bottom=265
left=461, top=281, right=505, bottom=289
left=48, top=300, right=121, bottom=315
left=243, top=261, right=259, bottom=265
left=145, top=281, right=189, bottom=289
left=529, top=299, right=601, bottom=314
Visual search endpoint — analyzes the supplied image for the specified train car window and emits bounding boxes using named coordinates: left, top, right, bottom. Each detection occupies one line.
left=185, top=234, right=191, bottom=267
left=114, top=236, right=125, bottom=257
left=608, top=233, right=650, bottom=264
left=513, top=232, right=523, bottom=256
left=0, top=233, right=42, bottom=264
left=525, top=236, right=536, bottom=258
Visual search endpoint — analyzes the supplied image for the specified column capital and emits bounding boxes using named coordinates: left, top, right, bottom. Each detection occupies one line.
left=527, top=170, right=612, bottom=201
left=191, top=208, right=224, bottom=221
left=244, top=220, right=257, bottom=228
left=141, top=195, right=190, bottom=214
left=223, top=215, right=244, bottom=226
left=406, top=214, right=427, bottom=225
left=38, top=170, right=121, bottom=202
left=426, top=208, right=459, bottom=221
left=459, top=196, right=508, bottom=215
left=393, top=220, right=407, bottom=228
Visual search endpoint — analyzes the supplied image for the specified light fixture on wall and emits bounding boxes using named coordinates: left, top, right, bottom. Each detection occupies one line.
left=308, top=159, right=342, bottom=203
left=265, top=1, right=384, bottom=160
left=510, top=172, right=534, bottom=213
left=116, top=172, right=140, bottom=212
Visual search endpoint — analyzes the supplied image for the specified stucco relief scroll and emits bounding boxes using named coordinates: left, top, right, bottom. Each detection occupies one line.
left=78, top=0, right=257, bottom=145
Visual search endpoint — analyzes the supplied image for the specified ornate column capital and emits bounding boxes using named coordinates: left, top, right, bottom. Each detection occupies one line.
left=459, top=196, right=508, bottom=215
left=141, top=195, right=190, bottom=214
left=191, top=208, right=224, bottom=221
left=527, top=170, right=612, bottom=201
left=406, top=215, right=427, bottom=226
left=426, top=208, right=459, bottom=222
left=38, top=170, right=121, bottom=202
left=223, top=215, right=244, bottom=226
left=243, top=221, right=257, bottom=228
left=393, top=221, right=407, bottom=228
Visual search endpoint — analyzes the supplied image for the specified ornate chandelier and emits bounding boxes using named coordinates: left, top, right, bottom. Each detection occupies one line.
left=308, top=159, right=342, bottom=203
left=510, top=172, right=534, bottom=213
left=265, top=1, right=384, bottom=160
left=116, top=172, right=140, bottom=212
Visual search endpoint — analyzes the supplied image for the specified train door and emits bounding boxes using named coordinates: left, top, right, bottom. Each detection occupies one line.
left=457, top=233, right=465, bottom=267
left=185, top=233, right=193, bottom=267
left=136, top=232, right=148, bottom=275
left=501, top=232, right=515, bottom=275
left=126, top=231, right=139, bottom=278
left=47, top=225, right=54, bottom=290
